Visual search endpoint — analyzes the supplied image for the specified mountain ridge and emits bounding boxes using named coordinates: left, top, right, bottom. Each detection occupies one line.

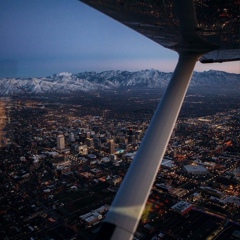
left=0, top=69, right=239, bottom=96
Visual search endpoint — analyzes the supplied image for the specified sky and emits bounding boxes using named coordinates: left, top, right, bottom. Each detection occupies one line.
left=0, top=0, right=239, bottom=78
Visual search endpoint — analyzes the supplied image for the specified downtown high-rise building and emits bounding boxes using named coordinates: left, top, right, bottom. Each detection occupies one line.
left=57, top=134, right=65, bottom=150
left=69, top=132, right=75, bottom=142
left=108, top=139, right=115, bottom=154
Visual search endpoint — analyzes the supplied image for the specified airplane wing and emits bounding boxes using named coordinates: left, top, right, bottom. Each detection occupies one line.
left=78, top=1, right=240, bottom=239
left=79, top=0, right=240, bottom=63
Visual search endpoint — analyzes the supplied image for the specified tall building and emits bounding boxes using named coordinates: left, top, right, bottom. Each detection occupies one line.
left=86, top=138, right=94, bottom=148
left=94, top=138, right=101, bottom=150
left=69, top=132, right=75, bottom=142
left=108, top=139, right=115, bottom=154
left=86, top=131, right=91, bottom=139
left=57, top=135, right=65, bottom=150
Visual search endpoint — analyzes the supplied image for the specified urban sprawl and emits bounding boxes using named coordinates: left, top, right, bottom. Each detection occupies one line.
left=0, top=95, right=240, bottom=240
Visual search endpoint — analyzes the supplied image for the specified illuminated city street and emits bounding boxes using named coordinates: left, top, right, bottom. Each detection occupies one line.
left=0, top=90, right=239, bottom=239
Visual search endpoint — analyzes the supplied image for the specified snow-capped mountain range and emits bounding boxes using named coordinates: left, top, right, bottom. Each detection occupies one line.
left=0, top=69, right=239, bottom=96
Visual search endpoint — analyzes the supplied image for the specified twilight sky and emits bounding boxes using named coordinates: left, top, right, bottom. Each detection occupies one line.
left=0, top=0, right=239, bottom=78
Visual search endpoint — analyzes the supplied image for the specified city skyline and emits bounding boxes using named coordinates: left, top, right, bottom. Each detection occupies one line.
left=0, top=90, right=239, bottom=240
left=1, top=0, right=239, bottom=78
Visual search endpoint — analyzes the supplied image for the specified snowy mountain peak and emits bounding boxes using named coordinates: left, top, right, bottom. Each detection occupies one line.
left=55, top=72, right=72, bottom=77
left=0, top=69, right=239, bottom=96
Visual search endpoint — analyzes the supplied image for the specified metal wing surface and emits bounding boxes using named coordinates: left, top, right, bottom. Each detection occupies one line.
left=79, top=0, right=240, bottom=63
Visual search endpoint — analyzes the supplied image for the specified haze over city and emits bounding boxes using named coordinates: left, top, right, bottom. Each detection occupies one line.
left=0, top=0, right=239, bottom=78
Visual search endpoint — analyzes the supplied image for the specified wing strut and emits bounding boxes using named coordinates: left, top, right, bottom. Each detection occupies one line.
left=96, top=52, right=201, bottom=240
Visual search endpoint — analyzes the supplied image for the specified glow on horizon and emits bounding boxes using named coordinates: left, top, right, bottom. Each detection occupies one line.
left=0, top=0, right=239, bottom=78
left=1, top=54, right=239, bottom=78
